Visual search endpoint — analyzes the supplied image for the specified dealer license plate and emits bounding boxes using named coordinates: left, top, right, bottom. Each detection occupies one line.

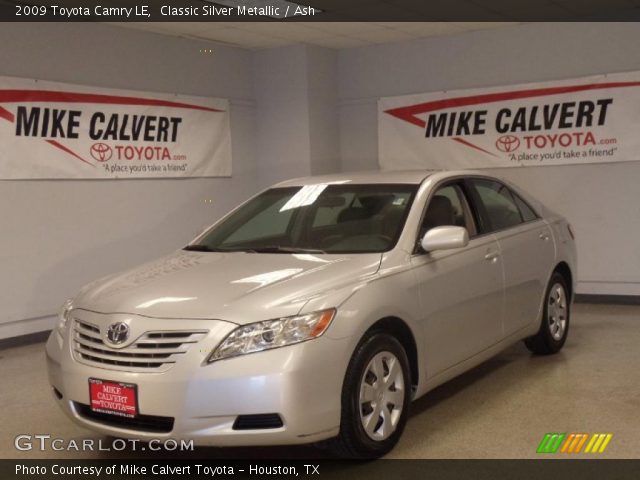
left=89, top=378, right=138, bottom=418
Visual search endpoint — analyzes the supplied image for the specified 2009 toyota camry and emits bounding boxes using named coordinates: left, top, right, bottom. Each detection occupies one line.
left=46, top=170, right=576, bottom=458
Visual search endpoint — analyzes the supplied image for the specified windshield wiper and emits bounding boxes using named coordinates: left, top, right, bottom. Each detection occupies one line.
left=184, top=244, right=326, bottom=254
left=243, top=246, right=327, bottom=254
left=183, top=245, right=235, bottom=252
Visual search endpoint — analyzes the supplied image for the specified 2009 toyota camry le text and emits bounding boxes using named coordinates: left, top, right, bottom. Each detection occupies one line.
left=46, top=170, right=576, bottom=458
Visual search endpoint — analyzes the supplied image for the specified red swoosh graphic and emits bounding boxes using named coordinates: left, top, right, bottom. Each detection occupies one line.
left=452, top=137, right=498, bottom=158
left=0, top=105, right=14, bottom=122
left=46, top=140, right=95, bottom=167
left=0, top=90, right=223, bottom=112
left=385, top=81, right=640, bottom=128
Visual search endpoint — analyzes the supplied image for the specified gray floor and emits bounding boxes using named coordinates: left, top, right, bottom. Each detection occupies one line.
left=1, top=303, right=638, bottom=459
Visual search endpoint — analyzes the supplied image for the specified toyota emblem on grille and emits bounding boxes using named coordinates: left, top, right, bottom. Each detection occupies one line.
left=106, top=322, right=130, bottom=344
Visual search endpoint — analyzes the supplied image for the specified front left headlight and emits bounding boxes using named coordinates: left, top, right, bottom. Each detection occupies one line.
left=56, top=299, right=74, bottom=336
left=207, top=308, right=336, bottom=363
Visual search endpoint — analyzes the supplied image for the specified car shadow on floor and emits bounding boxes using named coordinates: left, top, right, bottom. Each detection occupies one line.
left=407, top=347, right=518, bottom=419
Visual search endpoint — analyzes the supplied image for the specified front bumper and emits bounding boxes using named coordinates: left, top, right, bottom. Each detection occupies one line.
left=46, top=311, right=350, bottom=446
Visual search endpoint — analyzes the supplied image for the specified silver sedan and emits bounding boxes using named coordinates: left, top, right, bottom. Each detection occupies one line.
left=46, top=170, right=576, bottom=458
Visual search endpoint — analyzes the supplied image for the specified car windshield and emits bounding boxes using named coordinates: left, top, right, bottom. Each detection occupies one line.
left=189, top=184, right=418, bottom=254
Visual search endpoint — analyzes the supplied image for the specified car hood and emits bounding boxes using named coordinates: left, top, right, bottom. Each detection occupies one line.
left=74, top=250, right=382, bottom=323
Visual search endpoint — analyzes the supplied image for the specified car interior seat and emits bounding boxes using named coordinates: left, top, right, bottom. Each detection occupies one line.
left=421, top=195, right=455, bottom=235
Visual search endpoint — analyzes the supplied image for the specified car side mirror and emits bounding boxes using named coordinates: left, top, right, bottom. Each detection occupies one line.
left=420, top=226, right=469, bottom=252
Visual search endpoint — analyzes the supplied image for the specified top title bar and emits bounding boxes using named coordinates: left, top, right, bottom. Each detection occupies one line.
left=2, top=0, right=640, bottom=22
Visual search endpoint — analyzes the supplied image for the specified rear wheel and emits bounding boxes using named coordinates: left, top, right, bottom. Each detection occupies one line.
left=330, top=332, right=411, bottom=458
left=525, top=272, right=570, bottom=354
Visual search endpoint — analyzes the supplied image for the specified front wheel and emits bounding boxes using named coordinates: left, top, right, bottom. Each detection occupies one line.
left=330, top=332, right=411, bottom=458
left=525, top=272, right=570, bottom=355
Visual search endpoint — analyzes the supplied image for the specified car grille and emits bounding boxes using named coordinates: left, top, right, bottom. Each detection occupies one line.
left=72, top=318, right=207, bottom=372
left=75, top=403, right=174, bottom=433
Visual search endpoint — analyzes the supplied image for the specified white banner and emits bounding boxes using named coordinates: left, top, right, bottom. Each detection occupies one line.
left=0, top=76, right=231, bottom=179
left=379, top=71, right=640, bottom=170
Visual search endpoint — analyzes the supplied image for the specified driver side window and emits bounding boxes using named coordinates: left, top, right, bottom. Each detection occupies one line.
left=420, top=184, right=476, bottom=238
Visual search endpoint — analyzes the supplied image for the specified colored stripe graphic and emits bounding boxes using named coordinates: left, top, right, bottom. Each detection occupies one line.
left=574, top=434, right=589, bottom=453
left=560, top=433, right=589, bottom=453
left=538, top=433, right=613, bottom=454
left=584, top=433, right=613, bottom=453
left=537, top=433, right=566, bottom=453
left=560, top=433, right=575, bottom=453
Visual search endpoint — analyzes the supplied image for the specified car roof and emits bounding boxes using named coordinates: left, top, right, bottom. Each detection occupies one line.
left=273, top=169, right=487, bottom=187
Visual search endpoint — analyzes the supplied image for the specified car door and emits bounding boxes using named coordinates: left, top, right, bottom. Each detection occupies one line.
left=410, top=181, right=504, bottom=377
left=467, top=178, right=555, bottom=337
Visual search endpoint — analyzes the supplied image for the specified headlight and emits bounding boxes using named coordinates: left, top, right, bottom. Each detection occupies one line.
left=56, top=299, right=74, bottom=335
left=207, top=308, right=336, bottom=362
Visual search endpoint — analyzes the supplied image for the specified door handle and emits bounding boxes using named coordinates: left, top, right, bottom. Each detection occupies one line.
left=484, top=251, right=500, bottom=262
left=539, top=232, right=550, bottom=241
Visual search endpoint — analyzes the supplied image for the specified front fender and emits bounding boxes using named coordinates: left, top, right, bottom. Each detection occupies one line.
left=304, top=263, right=425, bottom=390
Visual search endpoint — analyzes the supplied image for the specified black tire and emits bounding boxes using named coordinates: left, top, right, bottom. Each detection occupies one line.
left=330, top=332, right=411, bottom=459
left=525, top=272, right=571, bottom=355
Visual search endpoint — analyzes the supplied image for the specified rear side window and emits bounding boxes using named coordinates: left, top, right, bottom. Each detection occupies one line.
left=470, top=179, right=523, bottom=232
